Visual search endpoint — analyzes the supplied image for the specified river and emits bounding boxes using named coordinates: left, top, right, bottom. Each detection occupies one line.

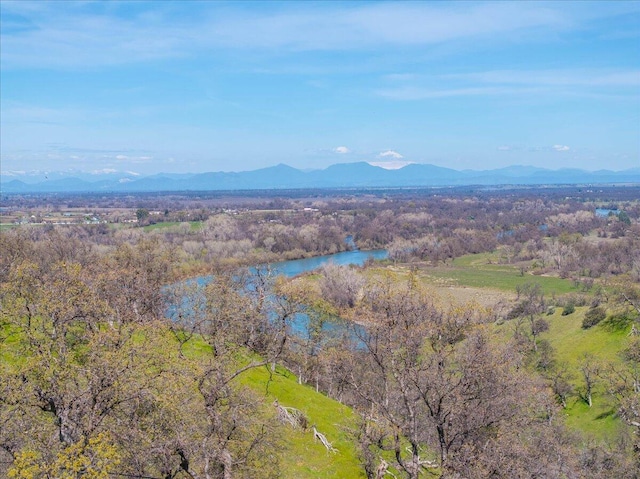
left=255, top=248, right=388, bottom=278
left=168, top=248, right=388, bottom=342
left=259, top=249, right=387, bottom=341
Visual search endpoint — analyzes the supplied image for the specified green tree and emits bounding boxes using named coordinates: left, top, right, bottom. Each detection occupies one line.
left=135, top=208, right=149, bottom=222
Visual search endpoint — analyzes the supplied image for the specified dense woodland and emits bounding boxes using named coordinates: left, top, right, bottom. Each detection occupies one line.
left=1, top=186, right=639, bottom=478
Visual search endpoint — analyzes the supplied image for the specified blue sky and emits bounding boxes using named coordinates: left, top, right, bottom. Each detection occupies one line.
left=1, top=1, right=639, bottom=175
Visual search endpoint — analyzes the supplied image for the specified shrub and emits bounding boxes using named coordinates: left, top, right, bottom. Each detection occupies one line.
left=562, top=303, right=575, bottom=316
left=557, top=294, right=588, bottom=308
left=582, top=306, right=606, bottom=329
left=601, top=310, right=637, bottom=332
left=507, top=302, right=527, bottom=320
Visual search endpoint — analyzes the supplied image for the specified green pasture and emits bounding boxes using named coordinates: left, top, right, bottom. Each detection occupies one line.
left=421, top=252, right=578, bottom=295
left=543, top=307, right=630, bottom=441
left=494, top=306, right=632, bottom=442
left=543, top=307, right=630, bottom=367
left=152, top=332, right=365, bottom=478
left=143, top=221, right=203, bottom=232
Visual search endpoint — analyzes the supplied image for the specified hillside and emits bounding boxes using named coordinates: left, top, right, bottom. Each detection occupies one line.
left=380, top=251, right=636, bottom=442
left=1, top=318, right=366, bottom=479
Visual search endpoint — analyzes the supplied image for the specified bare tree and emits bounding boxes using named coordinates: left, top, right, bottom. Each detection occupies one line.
left=579, top=354, right=600, bottom=408
left=511, top=282, right=547, bottom=352
left=319, top=262, right=364, bottom=309
left=342, top=279, right=570, bottom=478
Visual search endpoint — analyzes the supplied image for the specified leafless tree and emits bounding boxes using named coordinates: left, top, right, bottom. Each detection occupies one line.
left=319, top=262, right=364, bottom=309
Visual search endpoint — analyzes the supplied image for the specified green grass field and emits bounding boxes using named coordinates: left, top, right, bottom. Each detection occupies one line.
left=143, top=221, right=203, bottom=232
left=422, top=252, right=578, bottom=295
left=542, top=307, right=630, bottom=441
left=242, top=365, right=365, bottom=478
left=152, top=333, right=366, bottom=478
left=494, top=306, right=631, bottom=442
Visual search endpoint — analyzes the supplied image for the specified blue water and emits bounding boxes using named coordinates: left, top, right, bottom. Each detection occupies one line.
left=258, top=249, right=388, bottom=278
left=167, top=249, right=388, bottom=344
left=178, top=248, right=387, bottom=287
left=259, top=249, right=387, bottom=345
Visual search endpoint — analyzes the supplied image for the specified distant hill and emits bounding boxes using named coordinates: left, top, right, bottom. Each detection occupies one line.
left=2, top=162, right=639, bottom=193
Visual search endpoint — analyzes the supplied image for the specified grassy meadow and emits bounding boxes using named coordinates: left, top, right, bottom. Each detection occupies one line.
left=396, top=251, right=632, bottom=443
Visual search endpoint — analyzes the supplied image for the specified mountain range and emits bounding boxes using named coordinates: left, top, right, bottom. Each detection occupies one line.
left=1, top=162, right=639, bottom=193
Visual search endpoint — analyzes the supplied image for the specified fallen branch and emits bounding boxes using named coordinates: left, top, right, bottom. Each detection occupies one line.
left=404, top=446, right=438, bottom=470
left=273, top=400, right=308, bottom=430
left=312, top=425, right=338, bottom=454
left=375, top=459, right=398, bottom=479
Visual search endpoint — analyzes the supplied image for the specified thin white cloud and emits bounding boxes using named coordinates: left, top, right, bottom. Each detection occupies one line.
left=376, top=68, right=640, bottom=101
left=376, top=86, right=543, bottom=100
left=553, top=145, right=570, bottom=152
left=4, top=1, right=631, bottom=69
left=378, top=150, right=404, bottom=159
left=120, top=155, right=153, bottom=164
left=179, top=2, right=571, bottom=52
left=497, top=146, right=512, bottom=151
left=447, top=69, right=640, bottom=87
left=334, top=146, right=350, bottom=154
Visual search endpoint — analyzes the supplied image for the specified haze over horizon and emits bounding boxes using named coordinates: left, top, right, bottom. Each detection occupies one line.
left=1, top=1, right=639, bottom=176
